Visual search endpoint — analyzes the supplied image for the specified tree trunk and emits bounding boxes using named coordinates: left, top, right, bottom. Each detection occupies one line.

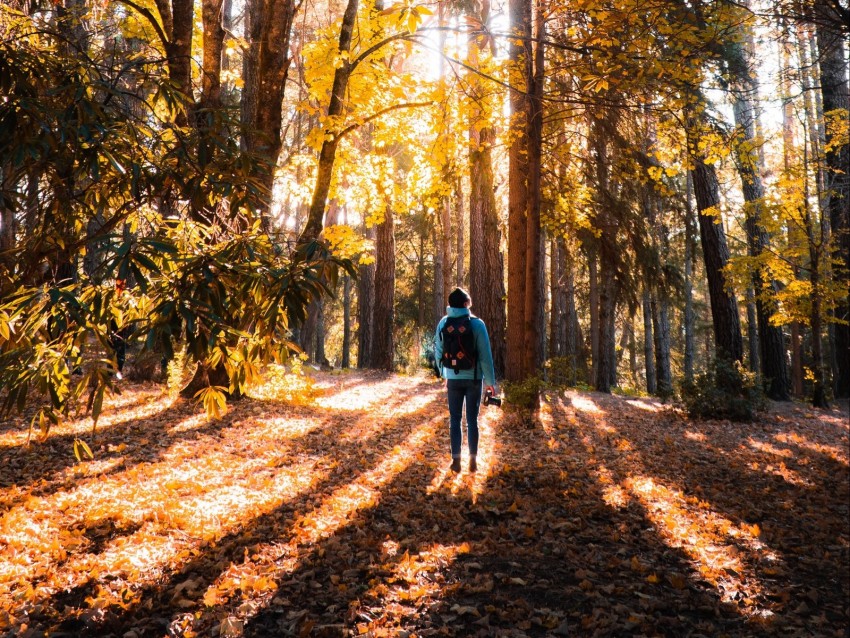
left=455, top=179, right=465, bottom=288
left=816, top=20, right=850, bottom=398
left=643, top=289, right=656, bottom=394
left=505, top=0, right=532, bottom=383
left=810, top=235, right=828, bottom=408
left=315, top=299, right=327, bottom=365
left=200, top=0, right=225, bottom=109
left=417, top=221, right=426, bottom=330
left=241, top=0, right=297, bottom=224
left=690, top=154, right=744, bottom=363
left=299, top=300, right=319, bottom=361
left=783, top=34, right=804, bottom=397
left=652, top=293, right=672, bottom=396
left=441, top=199, right=453, bottom=306
left=469, top=124, right=507, bottom=378
left=525, top=0, right=545, bottom=375
left=684, top=173, right=696, bottom=381
left=549, top=236, right=566, bottom=358
left=563, top=240, right=583, bottom=384
left=154, top=0, right=193, bottom=120
left=588, top=246, right=600, bottom=383
left=746, top=288, right=759, bottom=373
left=432, top=220, right=445, bottom=325
left=592, top=118, right=617, bottom=393
left=0, top=164, right=16, bottom=276
left=298, top=0, right=358, bottom=243
left=358, top=224, right=376, bottom=368
left=595, top=248, right=616, bottom=392
left=371, top=207, right=395, bottom=370
left=342, top=274, right=351, bottom=368
left=726, top=28, right=790, bottom=399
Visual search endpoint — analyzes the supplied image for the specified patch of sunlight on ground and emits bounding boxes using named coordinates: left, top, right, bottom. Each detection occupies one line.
left=314, top=377, right=406, bottom=412
left=428, top=408, right=496, bottom=503
left=684, top=431, right=706, bottom=442
left=748, top=439, right=793, bottom=459
left=624, top=399, right=663, bottom=412
left=0, top=440, right=323, bottom=614
left=337, top=386, right=441, bottom=443
left=167, top=412, right=208, bottom=433
left=570, top=394, right=603, bottom=414
left=595, top=461, right=631, bottom=508
left=773, top=432, right=850, bottom=465
left=0, top=391, right=173, bottom=449
left=627, top=474, right=779, bottom=619
left=195, top=417, right=442, bottom=625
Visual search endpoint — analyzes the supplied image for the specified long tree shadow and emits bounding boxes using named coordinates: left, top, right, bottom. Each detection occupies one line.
left=0, top=372, right=425, bottom=512
left=15, top=375, right=445, bottom=635
left=553, top=391, right=849, bottom=634
left=231, top=396, right=769, bottom=636
left=8, top=380, right=847, bottom=637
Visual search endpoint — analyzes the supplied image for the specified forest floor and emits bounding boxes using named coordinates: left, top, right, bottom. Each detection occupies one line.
left=0, top=370, right=848, bottom=638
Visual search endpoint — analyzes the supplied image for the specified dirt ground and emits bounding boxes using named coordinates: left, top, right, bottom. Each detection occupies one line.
left=1, top=370, right=848, bottom=637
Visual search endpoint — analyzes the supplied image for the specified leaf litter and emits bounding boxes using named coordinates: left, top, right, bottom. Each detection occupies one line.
left=0, top=372, right=847, bottom=637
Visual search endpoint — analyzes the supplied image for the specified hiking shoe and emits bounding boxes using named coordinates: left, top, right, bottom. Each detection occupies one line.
left=469, top=457, right=477, bottom=473
left=450, top=458, right=461, bottom=473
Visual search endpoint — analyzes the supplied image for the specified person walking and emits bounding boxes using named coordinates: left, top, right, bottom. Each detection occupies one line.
left=434, top=287, right=497, bottom=473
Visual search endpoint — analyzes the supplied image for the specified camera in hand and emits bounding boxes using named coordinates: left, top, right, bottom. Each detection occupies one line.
left=483, top=389, right=502, bottom=407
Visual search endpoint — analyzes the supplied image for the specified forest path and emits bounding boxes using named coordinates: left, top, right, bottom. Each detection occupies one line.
left=0, top=371, right=847, bottom=637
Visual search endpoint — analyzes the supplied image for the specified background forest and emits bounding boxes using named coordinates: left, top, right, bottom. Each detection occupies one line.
left=0, top=0, right=848, bottom=430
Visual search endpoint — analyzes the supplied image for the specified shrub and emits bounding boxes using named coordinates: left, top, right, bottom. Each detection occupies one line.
left=503, top=375, right=542, bottom=410
left=544, top=356, right=588, bottom=389
left=679, top=358, right=765, bottom=421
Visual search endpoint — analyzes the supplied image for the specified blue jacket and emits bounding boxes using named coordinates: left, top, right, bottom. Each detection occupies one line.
left=434, top=306, right=496, bottom=387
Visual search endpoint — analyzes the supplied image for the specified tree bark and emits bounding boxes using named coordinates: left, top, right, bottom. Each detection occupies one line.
left=809, top=220, right=828, bottom=408
left=684, top=173, right=696, bottom=381
left=726, top=29, right=790, bottom=399
left=591, top=119, right=617, bottom=393
left=746, top=287, right=759, bottom=373
left=432, top=219, right=446, bottom=325
left=595, top=247, right=616, bottom=392
left=154, top=0, right=193, bottom=117
left=357, top=224, right=376, bottom=368
left=549, top=237, right=566, bottom=358
left=200, top=0, right=225, bottom=109
left=563, top=240, right=583, bottom=384
left=505, top=0, right=532, bottom=383
left=241, top=0, right=298, bottom=224
left=0, top=164, right=16, bottom=276
left=689, top=151, right=744, bottom=363
left=816, top=20, right=850, bottom=398
left=469, top=123, right=507, bottom=378
left=342, top=274, right=351, bottom=368
left=652, top=293, right=672, bottom=396
left=455, top=179, right=465, bottom=288
left=371, top=206, right=395, bottom=370
left=588, top=246, right=600, bottom=383
left=441, top=199, right=453, bottom=306
left=783, top=33, right=804, bottom=397
left=643, top=289, right=657, bottom=394
left=524, top=0, right=544, bottom=375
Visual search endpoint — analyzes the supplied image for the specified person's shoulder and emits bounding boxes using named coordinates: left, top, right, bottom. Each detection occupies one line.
left=470, top=316, right=487, bottom=329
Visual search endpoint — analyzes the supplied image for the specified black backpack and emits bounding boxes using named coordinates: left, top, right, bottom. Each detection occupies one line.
left=440, top=316, right=477, bottom=375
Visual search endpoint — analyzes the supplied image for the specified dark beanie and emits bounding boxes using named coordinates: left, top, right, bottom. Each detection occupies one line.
left=448, top=287, right=471, bottom=308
